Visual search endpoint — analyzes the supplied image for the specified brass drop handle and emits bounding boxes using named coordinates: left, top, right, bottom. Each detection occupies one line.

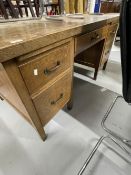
left=110, top=31, right=116, bottom=35
left=44, top=61, right=61, bottom=75
left=51, top=93, right=63, bottom=105
left=91, top=33, right=100, bottom=41
left=96, top=34, right=100, bottom=39
left=109, top=22, right=112, bottom=25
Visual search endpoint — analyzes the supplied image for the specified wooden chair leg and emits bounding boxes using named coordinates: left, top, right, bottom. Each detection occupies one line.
left=16, top=0, right=23, bottom=17
left=27, top=0, right=35, bottom=17
left=34, top=0, right=39, bottom=17
left=0, top=0, right=8, bottom=19
left=58, top=0, right=61, bottom=14
left=6, top=0, right=19, bottom=18
left=23, top=1, right=29, bottom=17
left=74, top=0, right=78, bottom=13
left=45, top=6, right=48, bottom=14
left=0, top=8, right=1, bottom=13
left=55, top=6, right=57, bottom=15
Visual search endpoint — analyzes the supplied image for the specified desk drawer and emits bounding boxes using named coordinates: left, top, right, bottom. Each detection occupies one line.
left=107, top=18, right=119, bottom=26
left=33, top=70, right=72, bottom=125
left=107, top=24, right=118, bottom=38
left=75, top=27, right=107, bottom=56
left=18, top=43, right=72, bottom=95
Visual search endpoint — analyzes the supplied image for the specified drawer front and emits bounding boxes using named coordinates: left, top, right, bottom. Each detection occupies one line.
left=107, top=24, right=118, bottom=38
left=107, top=18, right=119, bottom=26
left=33, top=70, right=72, bottom=125
left=75, top=27, right=107, bottom=56
left=19, top=43, right=72, bottom=95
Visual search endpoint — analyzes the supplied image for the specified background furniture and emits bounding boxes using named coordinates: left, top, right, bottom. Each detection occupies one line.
left=44, top=0, right=61, bottom=15
left=0, top=0, right=40, bottom=19
left=64, top=0, right=88, bottom=14
left=15, top=0, right=39, bottom=17
left=100, top=0, right=121, bottom=13
left=0, top=0, right=9, bottom=19
left=0, top=0, right=18, bottom=19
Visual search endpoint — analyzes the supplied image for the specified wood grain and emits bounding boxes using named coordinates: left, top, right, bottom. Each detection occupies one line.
left=0, top=15, right=119, bottom=140
left=0, top=14, right=119, bottom=63
left=3, top=60, right=46, bottom=140
left=0, top=38, right=74, bottom=140
left=75, top=26, right=107, bottom=56
left=100, top=1, right=121, bottom=13
left=101, top=23, right=118, bottom=67
left=0, top=63, right=31, bottom=123
left=75, top=19, right=118, bottom=79
left=33, top=69, right=72, bottom=125
left=18, top=41, right=73, bottom=95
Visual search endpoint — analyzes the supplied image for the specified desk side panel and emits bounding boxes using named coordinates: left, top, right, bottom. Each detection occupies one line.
left=0, top=63, right=32, bottom=123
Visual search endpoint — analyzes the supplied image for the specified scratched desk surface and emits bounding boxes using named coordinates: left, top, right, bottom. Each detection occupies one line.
left=0, top=14, right=119, bottom=62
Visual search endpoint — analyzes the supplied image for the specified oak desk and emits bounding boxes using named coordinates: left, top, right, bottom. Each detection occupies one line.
left=0, top=14, right=119, bottom=140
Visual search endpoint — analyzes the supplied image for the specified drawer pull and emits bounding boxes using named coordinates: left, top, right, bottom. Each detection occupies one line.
left=110, top=31, right=116, bottom=35
left=109, top=22, right=112, bottom=25
left=91, top=34, right=100, bottom=41
left=51, top=93, right=63, bottom=105
left=96, top=34, right=100, bottom=39
left=44, top=61, right=61, bottom=75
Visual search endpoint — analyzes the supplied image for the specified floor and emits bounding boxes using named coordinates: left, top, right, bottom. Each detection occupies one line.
left=0, top=41, right=130, bottom=175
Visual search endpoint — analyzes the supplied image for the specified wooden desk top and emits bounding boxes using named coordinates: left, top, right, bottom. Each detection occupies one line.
left=0, top=14, right=119, bottom=63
